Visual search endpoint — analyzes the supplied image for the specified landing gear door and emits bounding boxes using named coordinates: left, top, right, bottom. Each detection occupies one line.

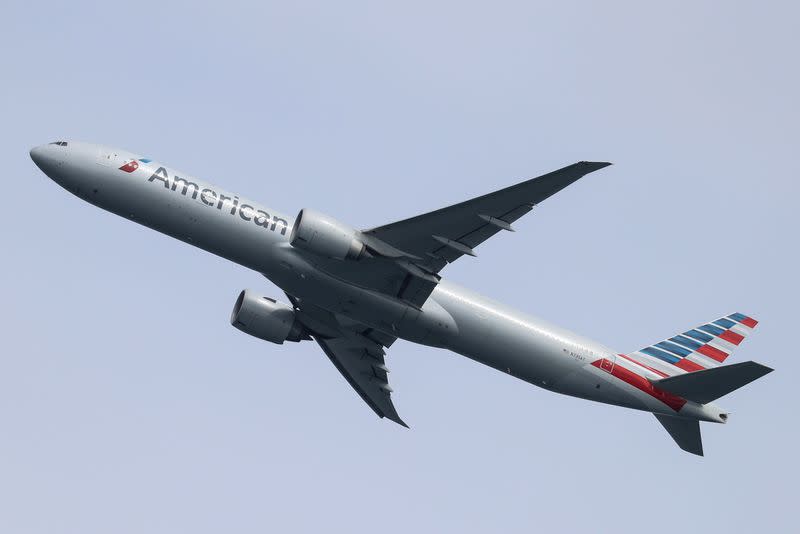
left=599, top=354, right=616, bottom=373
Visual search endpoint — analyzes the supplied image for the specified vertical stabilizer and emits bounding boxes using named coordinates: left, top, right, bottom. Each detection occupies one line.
left=655, top=414, right=704, bottom=456
left=626, top=313, right=759, bottom=377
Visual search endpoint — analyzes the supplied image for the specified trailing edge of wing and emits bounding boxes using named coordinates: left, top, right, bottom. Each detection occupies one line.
left=316, top=337, right=408, bottom=428
left=284, top=292, right=406, bottom=427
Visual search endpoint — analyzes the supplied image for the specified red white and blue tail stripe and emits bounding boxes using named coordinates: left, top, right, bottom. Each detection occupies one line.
left=626, top=313, right=758, bottom=377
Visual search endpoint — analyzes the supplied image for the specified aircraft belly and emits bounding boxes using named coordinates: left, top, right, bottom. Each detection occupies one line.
left=554, top=363, right=695, bottom=415
left=449, top=329, right=574, bottom=386
left=555, top=365, right=647, bottom=410
left=429, top=286, right=579, bottom=387
left=264, top=247, right=414, bottom=333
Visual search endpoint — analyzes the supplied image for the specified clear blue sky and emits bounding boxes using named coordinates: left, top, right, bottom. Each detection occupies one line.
left=2, top=2, right=798, bottom=532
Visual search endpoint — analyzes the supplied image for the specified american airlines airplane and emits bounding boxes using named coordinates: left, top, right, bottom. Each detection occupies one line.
left=30, top=140, right=772, bottom=455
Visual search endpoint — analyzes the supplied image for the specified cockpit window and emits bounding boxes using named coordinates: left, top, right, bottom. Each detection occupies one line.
left=49, top=141, right=68, bottom=146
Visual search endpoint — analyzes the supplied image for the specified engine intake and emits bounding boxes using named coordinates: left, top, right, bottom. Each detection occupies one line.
left=290, top=208, right=366, bottom=260
left=230, top=290, right=308, bottom=344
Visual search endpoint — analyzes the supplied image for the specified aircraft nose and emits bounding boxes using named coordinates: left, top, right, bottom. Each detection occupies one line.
left=29, top=145, right=48, bottom=167
left=30, top=142, right=67, bottom=178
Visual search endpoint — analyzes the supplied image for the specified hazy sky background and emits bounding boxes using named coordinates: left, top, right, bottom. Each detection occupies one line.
left=2, top=2, right=798, bottom=532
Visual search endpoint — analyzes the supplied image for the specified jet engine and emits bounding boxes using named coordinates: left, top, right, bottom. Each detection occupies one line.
left=289, top=208, right=367, bottom=260
left=230, top=290, right=308, bottom=344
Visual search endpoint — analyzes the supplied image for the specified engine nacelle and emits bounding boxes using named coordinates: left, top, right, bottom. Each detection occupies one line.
left=230, top=290, right=307, bottom=344
left=289, top=208, right=366, bottom=260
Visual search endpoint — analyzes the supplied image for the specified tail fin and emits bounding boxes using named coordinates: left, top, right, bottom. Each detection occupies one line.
left=650, top=361, right=773, bottom=404
left=626, top=312, right=759, bottom=377
left=655, top=415, right=704, bottom=456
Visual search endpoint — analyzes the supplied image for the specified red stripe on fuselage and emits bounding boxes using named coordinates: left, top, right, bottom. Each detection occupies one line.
left=592, top=359, right=687, bottom=411
left=719, top=330, right=744, bottom=345
left=697, top=344, right=728, bottom=362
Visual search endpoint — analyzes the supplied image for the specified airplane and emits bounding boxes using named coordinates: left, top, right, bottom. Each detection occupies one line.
left=30, top=140, right=773, bottom=456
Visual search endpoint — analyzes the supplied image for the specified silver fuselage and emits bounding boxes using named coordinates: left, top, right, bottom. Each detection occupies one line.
left=30, top=141, right=726, bottom=423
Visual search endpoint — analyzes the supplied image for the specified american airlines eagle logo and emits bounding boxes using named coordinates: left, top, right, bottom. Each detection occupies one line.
left=119, top=158, right=152, bottom=173
left=119, top=160, right=139, bottom=173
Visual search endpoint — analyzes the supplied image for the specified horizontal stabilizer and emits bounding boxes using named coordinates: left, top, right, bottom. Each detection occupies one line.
left=655, top=414, right=703, bottom=456
left=651, top=361, right=773, bottom=404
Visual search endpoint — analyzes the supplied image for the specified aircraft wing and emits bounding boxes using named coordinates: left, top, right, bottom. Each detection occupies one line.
left=316, top=336, right=407, bottom=427
left=364, top=161, right=611, bottom=273
left=286, top=292, right=407, bottom=427
left=294, top=161, right=610, bottom=311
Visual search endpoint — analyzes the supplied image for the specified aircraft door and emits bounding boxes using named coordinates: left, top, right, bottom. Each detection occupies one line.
left=599, top=354, right=616, bottom=373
